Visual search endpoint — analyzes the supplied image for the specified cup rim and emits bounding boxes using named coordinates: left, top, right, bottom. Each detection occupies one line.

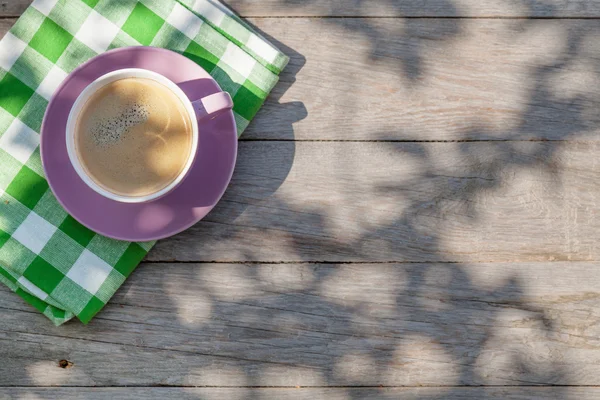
left=65, top=68, right=199, bottom=204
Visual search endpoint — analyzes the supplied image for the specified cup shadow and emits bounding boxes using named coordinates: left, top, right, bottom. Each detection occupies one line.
left=153, top=33, right=308, bottom=239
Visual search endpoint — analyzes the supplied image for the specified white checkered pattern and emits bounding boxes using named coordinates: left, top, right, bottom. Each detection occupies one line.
left=0, top=33, right=28, bottom=72
left=247, top=34, right=279, bottom=64
left=67, top=250, right=113, bottom=295
left=180, top=0, right=288, bottom=75
left=221, top=42, right=256, bottom=82
left=36, top=65, right=68, bottom=101
left=0, top=0, right=287, bottom=326
left=167, top=3, right=203, bottom=40
left=18, top=276, right=48, bottom=300
left=191, top=0, right=226, bottom=25
left=13, top=212, right=57, bottom=254
left=75, top=10, right=121, bottom=53
left=31, top=0, right=59, bottom=16
left=0, top=119, right=40, bottom=164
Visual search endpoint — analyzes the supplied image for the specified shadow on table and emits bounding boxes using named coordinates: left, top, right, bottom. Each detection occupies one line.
left=188, top=23, right=309, bottom=229
left=13, top=0, right=600, bottom=398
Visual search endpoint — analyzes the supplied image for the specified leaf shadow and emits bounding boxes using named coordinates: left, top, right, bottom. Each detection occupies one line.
left=6, top=0, right=600, bottom=399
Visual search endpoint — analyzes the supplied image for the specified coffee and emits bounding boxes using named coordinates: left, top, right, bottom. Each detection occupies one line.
left=75, top=78, right=193, bottom=197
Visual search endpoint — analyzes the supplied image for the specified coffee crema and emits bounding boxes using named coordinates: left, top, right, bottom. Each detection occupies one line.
left=75, top=78, right=193, bottom=197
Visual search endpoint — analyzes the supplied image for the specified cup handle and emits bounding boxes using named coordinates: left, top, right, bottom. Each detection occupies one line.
left=190, top=92, right=233, bottom=120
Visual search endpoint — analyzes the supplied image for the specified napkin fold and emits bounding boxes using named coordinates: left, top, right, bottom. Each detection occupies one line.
left=0, top=0, right=288, bottom=325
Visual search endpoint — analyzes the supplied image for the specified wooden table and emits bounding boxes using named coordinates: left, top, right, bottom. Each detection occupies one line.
left=3, top=1, right=600, bottom=398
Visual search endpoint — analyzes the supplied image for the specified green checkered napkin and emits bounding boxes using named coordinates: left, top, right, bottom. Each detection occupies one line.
left=0, top=0, right=288, bottom=325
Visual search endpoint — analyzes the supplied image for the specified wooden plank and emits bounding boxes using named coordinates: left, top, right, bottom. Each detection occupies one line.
left=227, top=0, right=600, bottom=17
left=149, top=141, right=600, bottom=262
left=245, top=18, right=600, bottom=141
left=2, top=387, right=600, bottom=399
left=5, top=0, right=600, bottom=17
left=0, top=18, right=15, bottom=33
left=3, top=261, right=600, bottom=386
left=2, top=18, right=600, bottom=141
left=0, top=1, right=28, bottom=17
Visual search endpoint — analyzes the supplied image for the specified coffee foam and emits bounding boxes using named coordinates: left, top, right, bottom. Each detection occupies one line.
left=90, top=102, right=150, bottom=146
left=75, top=78, right=193, bottom=197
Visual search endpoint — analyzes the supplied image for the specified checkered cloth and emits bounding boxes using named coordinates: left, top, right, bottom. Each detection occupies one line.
left=0, top=0, right=288, bottom=325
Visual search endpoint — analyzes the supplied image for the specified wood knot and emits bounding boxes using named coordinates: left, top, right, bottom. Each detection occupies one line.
left=58, top=359, right=73, bottom=369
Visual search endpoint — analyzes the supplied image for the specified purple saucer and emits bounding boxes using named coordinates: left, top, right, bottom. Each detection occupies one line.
left=41, top=47, right=238, bottom=241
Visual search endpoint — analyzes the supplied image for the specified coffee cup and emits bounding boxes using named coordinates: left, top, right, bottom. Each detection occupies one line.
left=66, top=68, right=233, bottom=204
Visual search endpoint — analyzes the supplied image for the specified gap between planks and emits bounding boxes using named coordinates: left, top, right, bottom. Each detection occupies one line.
left=5, top=14, right=600, bottom=20
left=141, top=260, right=600, bottom=264
left=4, top=385, right=600, bottom=388
left=233, top=16, right=600, bottom=19
left=237, top=139, right=583, bottom=143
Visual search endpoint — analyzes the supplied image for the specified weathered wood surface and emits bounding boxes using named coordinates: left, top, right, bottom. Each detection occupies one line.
left=231, top=0, right=600, bottom=17
left=0, top=1, right=28, bottom=17
left=247, top=18, right=600, bottom=141
left=149, top=141, right=600, bottom=262
left=4, top=387, right=600, bottom=400
left=2, top=1, right=600, bottom=397
left=5, top=0, right=600, bottom=17
left=0, top=17, right=14, bottom=33
left=3, top=261, right=600, bottom=386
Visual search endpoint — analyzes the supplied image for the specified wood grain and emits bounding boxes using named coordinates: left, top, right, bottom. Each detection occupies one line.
left=3, top=387, right=600, bottom=399
left=3, top=261, right=600, bottom=386
left=245, top=18, right=600, bottom=141
left=149, top=141, right=600, bottom=262
left=0, top=1, right=28, bottom=17
left=0, top=17, right=14, bottom=32
left=4, top=0, right=600, bottom=17
left=227, top=0, right=600, bottom=17
left=3, top=2, right=600, bottom=395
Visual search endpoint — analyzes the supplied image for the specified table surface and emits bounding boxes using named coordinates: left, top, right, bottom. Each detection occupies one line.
left=3, top=1, right=600, bottom=399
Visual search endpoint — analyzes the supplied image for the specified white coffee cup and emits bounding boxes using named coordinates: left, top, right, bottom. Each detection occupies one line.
left=66, top=68, right=233, bottom=203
